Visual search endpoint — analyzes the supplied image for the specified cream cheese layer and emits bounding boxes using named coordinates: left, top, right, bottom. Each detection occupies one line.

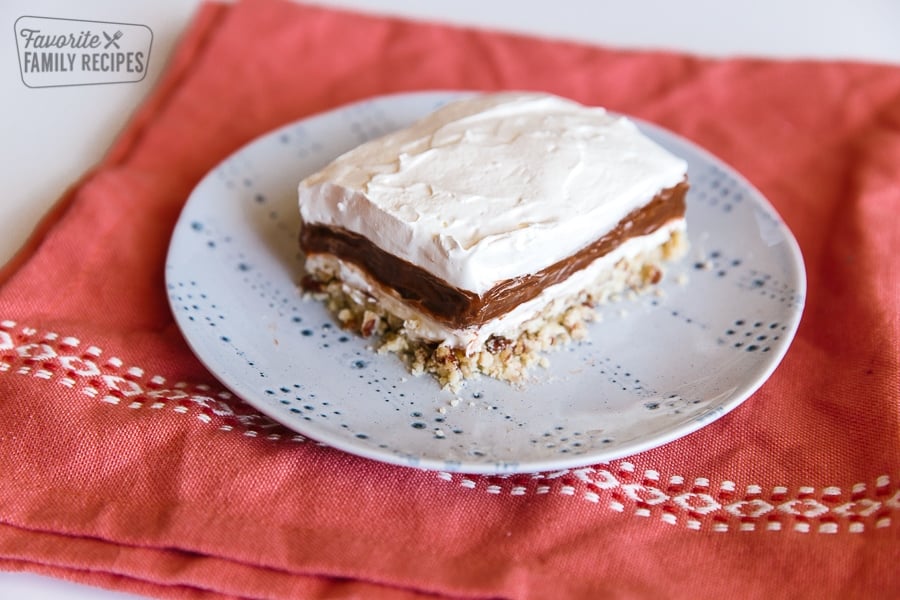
left=305, top=222, right=685, bottom=353
left=298, top=93, right=687, bottom=295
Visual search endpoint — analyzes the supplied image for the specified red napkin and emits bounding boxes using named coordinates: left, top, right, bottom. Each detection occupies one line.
left=1, top=0, right=898, bottom=597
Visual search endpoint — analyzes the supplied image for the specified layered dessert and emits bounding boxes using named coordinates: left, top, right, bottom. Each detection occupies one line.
left=298, top=93, right=688, bottom=389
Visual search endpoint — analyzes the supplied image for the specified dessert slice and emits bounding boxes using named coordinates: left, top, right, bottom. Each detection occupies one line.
left=298, top=92, right=688, bottom=389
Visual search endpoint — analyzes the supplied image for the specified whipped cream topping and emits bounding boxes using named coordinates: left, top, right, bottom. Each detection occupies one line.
left=298, top=93, right=687, bottom=294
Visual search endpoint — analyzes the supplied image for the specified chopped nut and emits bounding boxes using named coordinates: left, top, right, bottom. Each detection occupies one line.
left=300, top=274, right=325, bottom=293
left=485, top=336, right=512, bottom=354
left=642, top=264, right=663, bottom=284
left=360, top=310, right=380, bottom=337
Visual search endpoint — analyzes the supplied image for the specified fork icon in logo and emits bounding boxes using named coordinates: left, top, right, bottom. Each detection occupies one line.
left=103, top=30, right=123, bottom=49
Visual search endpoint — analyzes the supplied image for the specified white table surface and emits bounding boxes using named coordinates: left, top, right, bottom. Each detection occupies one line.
left=2, top=0, right=899, bottom=598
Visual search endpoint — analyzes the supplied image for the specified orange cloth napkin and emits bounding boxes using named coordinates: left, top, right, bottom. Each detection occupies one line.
left=1, top=0, right=898, bottom=597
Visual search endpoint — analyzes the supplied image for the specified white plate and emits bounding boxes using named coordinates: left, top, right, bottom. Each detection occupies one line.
left=166, top=91, right=805, bottom=475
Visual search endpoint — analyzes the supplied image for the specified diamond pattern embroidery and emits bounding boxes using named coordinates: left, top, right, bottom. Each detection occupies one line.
left=0, top=320, right=896, bottom=533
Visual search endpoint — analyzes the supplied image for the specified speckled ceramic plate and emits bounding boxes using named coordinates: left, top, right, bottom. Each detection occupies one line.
left=166, top=91, right=805, bottom=475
